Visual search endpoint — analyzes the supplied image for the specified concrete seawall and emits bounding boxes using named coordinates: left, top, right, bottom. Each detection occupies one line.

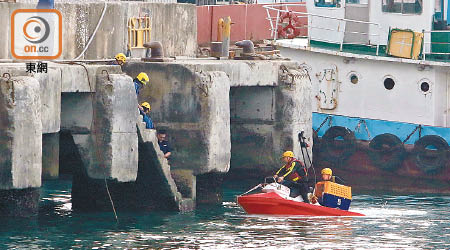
left=0, top=58, right=313, bottom=216
left=0, top=2, right=197, bottom=60
left=123, top=60, right=313, bottom=203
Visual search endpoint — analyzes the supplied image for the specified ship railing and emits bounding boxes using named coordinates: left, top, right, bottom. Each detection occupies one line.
left=263, top=3, right=382, bottom=55
left=422, top=30, right=450, bottom=61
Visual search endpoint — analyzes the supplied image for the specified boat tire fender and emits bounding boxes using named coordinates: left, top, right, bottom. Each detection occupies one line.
left=368, top=133, right=405, bottom=171
left=413, top=135, right=449, bottom=174
left=321, top=126, right=356, bottom=162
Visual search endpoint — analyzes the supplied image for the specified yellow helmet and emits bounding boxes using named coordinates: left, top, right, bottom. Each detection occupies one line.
left=141, top=102, right=151, bottom=110
left=137, top=72, right=149, bottom=85
left=321, top=168, right=332, bottom=176
left=282, top=151, right=294, bottom=158
left=115, top=53, right=126, bottom=63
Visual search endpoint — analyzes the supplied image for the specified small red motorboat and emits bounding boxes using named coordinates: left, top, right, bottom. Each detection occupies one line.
left=237, top=181, right=364, bottom=217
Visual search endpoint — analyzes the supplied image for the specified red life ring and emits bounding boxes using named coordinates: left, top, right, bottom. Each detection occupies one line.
left=277, top=11, right=301, bottom=39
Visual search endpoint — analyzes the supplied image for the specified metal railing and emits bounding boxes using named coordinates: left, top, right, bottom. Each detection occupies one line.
left=422, top=30, right=450, bottom=60
left=263, top=3, right=382, bottom=55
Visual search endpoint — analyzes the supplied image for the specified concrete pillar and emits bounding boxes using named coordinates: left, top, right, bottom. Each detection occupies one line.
left=70, top=73, right=140, bottom=212
left=171, top=169, right=196, bottom=200
left=42, top=133, right=59, bottom=180
left=72, top=74, right=139, bottom=182
left=0, top=76, right=42, bottom=216
left=196, top=173, right=224, bottom=205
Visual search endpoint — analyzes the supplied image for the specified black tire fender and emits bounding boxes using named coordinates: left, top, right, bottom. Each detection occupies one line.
left=413, top=135, right=449, bottom=174
left=368, top=133, right=405, bottom=171
left=321, top=126, right=356, bottom=162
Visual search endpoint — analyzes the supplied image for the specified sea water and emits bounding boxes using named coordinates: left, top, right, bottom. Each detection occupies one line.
left=1, top=180, right=449, bottom=249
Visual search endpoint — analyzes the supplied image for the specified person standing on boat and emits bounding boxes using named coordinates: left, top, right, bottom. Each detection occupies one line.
left=274, top=151, right=309, bottom=203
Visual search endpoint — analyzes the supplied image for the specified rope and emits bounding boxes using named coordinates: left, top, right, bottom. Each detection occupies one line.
left=74, top=1, right=108, bottom=60
left=354, top=119, right=371, bottom=140
left=99, top=71, right=118, bottom=223
left=403, top=125, right=422, bottom=144
left=239, top=184, right=262, bottom=196
left=314, top=115, right=331, bottom=133
left=104, top=178, right=118, bottom=223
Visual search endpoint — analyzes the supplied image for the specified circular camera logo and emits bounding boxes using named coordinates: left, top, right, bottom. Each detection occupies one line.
left=23, top=16, right=50, bottom=44
left=11, top=9, right=62, bottom=60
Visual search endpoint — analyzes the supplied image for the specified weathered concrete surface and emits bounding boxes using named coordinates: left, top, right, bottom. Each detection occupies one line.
left=42, top=133, right=59, bottom=180
left=137, top=122, right=194, bottom=212
left=125, top=2, right=197, bottom=59
left=123, top=61, right=312, bottom=178
left=56, top=64, right=123, bottom=93
left=34, top=70, right=61, bottom=134
left=73, top=74, right=139, bottom=182
left=60, top=93, right=93, bottom=134
left=0, top=76, right=42, bottom=190
left=124, top=63, right=232, bottom=176
left=0, top=188, right=40, bottom=217
left=171, top=169, right=196, bottom=200
left=1, top=2, right=197, bottom=60
left=229, top=65, right=313, bottom=177
left=0, top=64, right=61, bottom=134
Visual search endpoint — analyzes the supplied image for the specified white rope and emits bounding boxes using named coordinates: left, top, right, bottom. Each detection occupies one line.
left=104, top=177, right=119, bottom=223
left=239, top=184, right=262, bottom=196
left=73, top=1, right=108, bottom=60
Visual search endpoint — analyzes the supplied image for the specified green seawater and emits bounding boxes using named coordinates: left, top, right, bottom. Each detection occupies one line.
left=1, top=179, right=450, bottom=249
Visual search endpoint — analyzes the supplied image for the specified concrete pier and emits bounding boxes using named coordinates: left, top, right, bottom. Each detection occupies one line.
left=123, top=60, right=313, bottom=204
left=0, top=58, right=312, bottom=216
left=0, top=1, right=312, bottom=216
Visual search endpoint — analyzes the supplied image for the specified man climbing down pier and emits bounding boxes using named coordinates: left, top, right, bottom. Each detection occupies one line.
left=139, top=102, right=154, bottom=129
left=274, top=151, right=309, bottom=203
left=134, top=72, right=149, bottom=95
left=157, top=130, right=172, bottom=159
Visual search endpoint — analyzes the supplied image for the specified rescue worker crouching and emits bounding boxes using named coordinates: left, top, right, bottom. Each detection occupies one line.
left=134, top=72, right=149, bottom=95
left=114, top=53, right=127, bottom=66
left=274, top=151, right=309, bottom=203
left=139, top=102, right=154, bottom=129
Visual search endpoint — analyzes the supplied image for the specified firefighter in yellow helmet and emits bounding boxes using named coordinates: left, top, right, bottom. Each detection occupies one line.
left=134, top=72, right=149, bottom=95
left=139, top=101, right=154, bottom=129
left=274, top=150, right=309, bottom=203
left=114, top=53, right=127, bottom=66
left=321, top=168, right=333, bottom=182
left=311, top=168, right=344, bottom=204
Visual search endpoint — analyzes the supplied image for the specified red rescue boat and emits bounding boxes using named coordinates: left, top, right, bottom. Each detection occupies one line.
left=237, top=182, right=364, bottom=217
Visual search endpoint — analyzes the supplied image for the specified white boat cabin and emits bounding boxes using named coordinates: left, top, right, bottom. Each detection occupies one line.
left=266, top=0, right=450, bottom=59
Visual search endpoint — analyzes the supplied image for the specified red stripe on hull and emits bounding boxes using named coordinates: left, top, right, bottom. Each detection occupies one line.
left=237, top=192, right=364, bottom=216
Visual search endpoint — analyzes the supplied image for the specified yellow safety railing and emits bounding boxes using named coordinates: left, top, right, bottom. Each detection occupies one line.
left=128, top=17, right=151, bottom=49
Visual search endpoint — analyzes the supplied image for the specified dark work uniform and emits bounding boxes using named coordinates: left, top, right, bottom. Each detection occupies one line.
left=276, top=159, right=309, bottom=203
left=158, top=140, right=172, bottom=155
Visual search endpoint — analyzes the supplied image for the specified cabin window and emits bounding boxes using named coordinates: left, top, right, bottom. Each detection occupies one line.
left=384, top=77, right=395, bottom=90
left=382, top=0, right=423, bottom=14
left=315, top=0, right=341, bottom=8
